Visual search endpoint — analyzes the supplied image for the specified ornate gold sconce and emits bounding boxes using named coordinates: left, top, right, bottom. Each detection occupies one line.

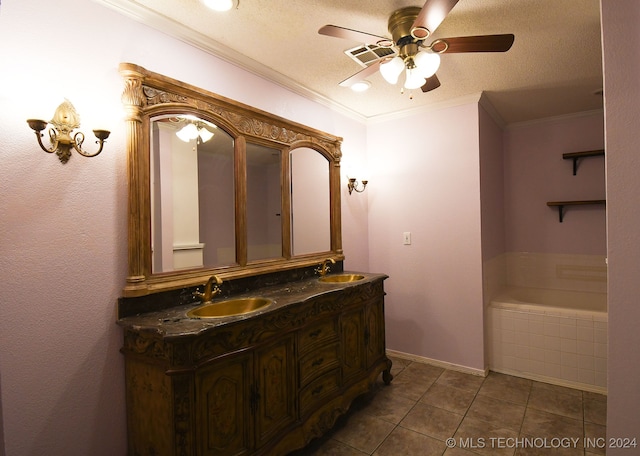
left=347, top=177, right=368, bottom=195
left=26, top=99, right=110, bottom=164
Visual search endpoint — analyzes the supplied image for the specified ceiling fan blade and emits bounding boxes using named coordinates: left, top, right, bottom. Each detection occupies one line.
left=432, top=34, right=515, bottom=53
left=319, top=25, right=389, bottom=45
left=339, top=61, right=382, bottom=87
left=421, top=74, right=441, bottom=92
left=411, top=0, right=460, bottom=38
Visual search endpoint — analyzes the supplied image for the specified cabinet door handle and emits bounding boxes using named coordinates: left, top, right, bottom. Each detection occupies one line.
left=309, top=329, right=322, bottom=338
left=312, top=357, right=324, bottom=367
left=311, top=385, right=324, bottom=396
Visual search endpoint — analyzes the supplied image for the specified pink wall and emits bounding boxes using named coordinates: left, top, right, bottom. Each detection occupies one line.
left=479, top=104, right=506, bottom=262
left=601, top=0, right=640, bottom=450
left=0, top=1, right=368, bottom=454
left=504, top=113, right=606, bottom=255
left=367, top=103, right=486, bottom=371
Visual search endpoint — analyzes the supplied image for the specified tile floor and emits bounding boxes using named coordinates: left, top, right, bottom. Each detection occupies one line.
left=289, top=356, right=607, bottom=456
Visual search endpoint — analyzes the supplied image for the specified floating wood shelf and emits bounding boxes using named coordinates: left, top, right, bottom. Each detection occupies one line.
left=562, top=149, right=605, bottom=175
left=547, top=200, right=606, bottom=222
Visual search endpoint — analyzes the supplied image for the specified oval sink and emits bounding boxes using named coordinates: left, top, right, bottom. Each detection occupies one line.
left=318, top=274, right=365, bottom=283
left=187, top=297, right=272, bottom=318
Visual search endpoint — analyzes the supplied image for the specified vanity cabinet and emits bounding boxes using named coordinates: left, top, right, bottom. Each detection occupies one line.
left=119, top=275, right=392, bottom=456
left=195, top=336, right=295, bottom=455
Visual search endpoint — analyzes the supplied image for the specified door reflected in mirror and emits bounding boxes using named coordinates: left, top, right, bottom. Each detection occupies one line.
left=291, top=147, right=330, bottom=255
left=150, top=115, right=236, bottom=273
left=247, top=143, right=283, bottom=261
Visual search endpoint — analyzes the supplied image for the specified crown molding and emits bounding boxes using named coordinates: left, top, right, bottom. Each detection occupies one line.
left=94, top=0, right=367, bottom=123
left=506, top=109, right=604, bottom=130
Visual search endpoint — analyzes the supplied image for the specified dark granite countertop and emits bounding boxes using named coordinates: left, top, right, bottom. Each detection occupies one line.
left=117, top=272, right=387, bottom=339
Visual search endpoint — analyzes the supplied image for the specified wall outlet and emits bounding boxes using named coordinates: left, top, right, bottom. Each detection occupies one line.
left=403, top=232, right=411, bottom=245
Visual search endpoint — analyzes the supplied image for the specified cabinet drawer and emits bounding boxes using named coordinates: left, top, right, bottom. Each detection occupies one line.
left=298, top=319, right=337, bottom=354
left=299, top=342, right=340, bottom=387
left=299, top=369, right=341, bottom=417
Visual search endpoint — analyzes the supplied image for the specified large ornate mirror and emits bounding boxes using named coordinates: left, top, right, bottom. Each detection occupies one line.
left=120, top=63, right=343, bottom=297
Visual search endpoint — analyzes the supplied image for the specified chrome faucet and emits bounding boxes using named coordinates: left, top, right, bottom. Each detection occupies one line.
left=315, top=258, right=336, bottom=277
left=193, top=275, right=223, bottom=304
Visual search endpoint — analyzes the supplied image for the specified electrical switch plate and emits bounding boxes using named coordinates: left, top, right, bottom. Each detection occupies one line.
left=403, top=232, right=411, bottom=245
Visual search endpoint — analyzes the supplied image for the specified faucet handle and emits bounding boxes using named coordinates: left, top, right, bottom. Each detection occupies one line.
left=315, top=258, right=336, bottom=277
left=193, top=275, right=223, bottom=304
left=192, top=287, right=206, bottom=300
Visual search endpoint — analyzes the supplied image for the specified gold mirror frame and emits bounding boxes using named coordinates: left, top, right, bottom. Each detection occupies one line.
left=119, top=63, right=343, bottom=297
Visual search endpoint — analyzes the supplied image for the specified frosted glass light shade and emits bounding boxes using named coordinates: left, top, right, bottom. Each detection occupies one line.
left=404, top=68, right=427, bottom=90
left=414, top=51, right=441, bottom=78
left=176, top=123, right=199, bottom=142
left=198, top=127, right=214, bottom=142
left=379, top=56, right=404, bottom=85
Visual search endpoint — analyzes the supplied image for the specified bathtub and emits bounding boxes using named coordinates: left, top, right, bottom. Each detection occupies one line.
left=487, top=286, right=608, bottom=393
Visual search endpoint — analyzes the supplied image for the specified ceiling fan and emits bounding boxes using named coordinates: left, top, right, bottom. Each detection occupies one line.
left=318, top=0, right=515, bottom=93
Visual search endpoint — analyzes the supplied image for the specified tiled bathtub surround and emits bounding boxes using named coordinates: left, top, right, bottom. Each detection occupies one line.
left=484, top=253, right=608, bottom=393
left=488, top=305, right=607, bottom=392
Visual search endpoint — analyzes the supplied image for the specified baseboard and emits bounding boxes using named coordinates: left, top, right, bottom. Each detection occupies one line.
left=384, top=350, right=607, bottom=395
left=386, top=349, right=489, bottom=377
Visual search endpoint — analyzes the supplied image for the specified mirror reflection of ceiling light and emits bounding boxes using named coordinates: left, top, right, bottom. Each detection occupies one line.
left=176, top=121, right=215, bottom=143
left=202, top=0, right=237, bottom=12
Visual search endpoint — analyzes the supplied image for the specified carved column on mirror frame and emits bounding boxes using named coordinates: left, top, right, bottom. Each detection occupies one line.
left=120, top=65, right=148, bottom=289
left=330, top=144, right=343, bottom=256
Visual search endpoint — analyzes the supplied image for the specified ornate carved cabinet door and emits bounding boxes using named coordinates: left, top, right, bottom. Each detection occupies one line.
left=365, top=298, right=386, bottom=365
left=340, top=308, right=366, bottom=381
left=254, top=336, right=296, bottom=447
left=196, top=353, right=253, bottom=456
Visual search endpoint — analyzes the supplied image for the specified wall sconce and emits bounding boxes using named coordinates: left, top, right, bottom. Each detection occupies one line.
left=26, top=99, right=110, bottom=164
left=347, top=177, right=368, bottom=195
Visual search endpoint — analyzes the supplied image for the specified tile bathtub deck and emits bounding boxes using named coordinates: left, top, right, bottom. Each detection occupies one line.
left=288, top=357, right=607, bottom=456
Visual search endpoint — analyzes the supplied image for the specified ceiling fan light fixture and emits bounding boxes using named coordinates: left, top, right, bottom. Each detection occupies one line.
left=414, top=51, right=441, bottom=78
left=404, top=67, right=426, bottom=90
left=198, top=127, right=214, bottom=142
left=176, top=123, right=215, bottom=143
left=202, top=0, right=237, bottom=12
left=176, top=123, right=199, bottom=142
left=379, top=56, right=404, bottom=84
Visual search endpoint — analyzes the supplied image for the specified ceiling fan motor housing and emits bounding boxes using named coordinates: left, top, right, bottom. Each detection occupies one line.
left=388, top=7, right=423, bottom=45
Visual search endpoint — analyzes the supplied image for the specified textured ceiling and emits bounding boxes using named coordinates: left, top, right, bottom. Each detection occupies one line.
left=99, top=0, right=603, bottom=125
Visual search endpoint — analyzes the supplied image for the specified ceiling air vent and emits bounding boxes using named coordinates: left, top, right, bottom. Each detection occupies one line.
left=344, top=44, right=396, bottom=68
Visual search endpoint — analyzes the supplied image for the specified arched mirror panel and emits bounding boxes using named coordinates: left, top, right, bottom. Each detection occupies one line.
left=290, top=147, right=331, bottom=256
left=150, top=115, right=236, bottom=273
